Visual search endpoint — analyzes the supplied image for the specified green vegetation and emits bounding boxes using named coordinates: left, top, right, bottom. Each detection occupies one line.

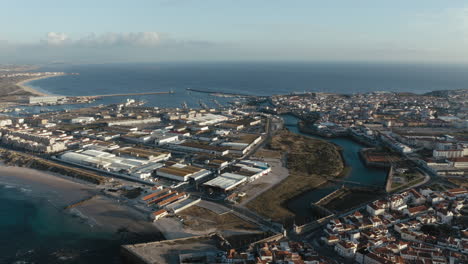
left=246, top=130, right=344, bottom=221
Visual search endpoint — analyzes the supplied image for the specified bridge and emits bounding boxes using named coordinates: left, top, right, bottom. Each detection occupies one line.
left=328, top=179, right=384, bottom=189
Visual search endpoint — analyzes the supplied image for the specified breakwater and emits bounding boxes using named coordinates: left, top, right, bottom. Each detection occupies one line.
left=186, top=88, right=253, bottom=97
left=64, top=195, right=97, bottom=209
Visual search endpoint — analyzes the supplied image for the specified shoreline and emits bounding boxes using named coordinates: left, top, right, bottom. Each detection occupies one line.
left=0, top=164, right=164, bottom=240
left=15, top=74, right=65, bottom=97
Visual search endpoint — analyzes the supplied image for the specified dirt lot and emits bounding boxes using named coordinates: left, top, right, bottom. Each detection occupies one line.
left=253, top=148, right=282, bottom=159
left=178, top=206, right=259, bottom=232
left=448, top=177, right=468, bottom=188
left=246, top=130, right=344, bottom=221
left=237, top=155, right=289, bottom=206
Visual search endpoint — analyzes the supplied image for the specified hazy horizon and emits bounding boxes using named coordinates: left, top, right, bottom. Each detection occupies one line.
left=2, top=0, right=468, bottom=64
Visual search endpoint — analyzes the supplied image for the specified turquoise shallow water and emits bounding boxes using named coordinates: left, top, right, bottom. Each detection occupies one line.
left=0, top=184, right=121, bottom=263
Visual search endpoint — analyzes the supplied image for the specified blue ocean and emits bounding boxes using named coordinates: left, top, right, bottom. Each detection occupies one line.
left=0, top=184, right=120, bottom=263
left=2, top=62, right=468, bottom=262
left=28, top=62, right=468, bottom=109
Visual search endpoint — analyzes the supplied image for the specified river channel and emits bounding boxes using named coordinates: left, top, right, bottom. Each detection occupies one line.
left=280, top=114, right=388, bottom=221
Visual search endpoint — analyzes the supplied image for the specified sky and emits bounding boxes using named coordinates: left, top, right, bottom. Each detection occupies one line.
left=1, top=0, right=468, bottom=64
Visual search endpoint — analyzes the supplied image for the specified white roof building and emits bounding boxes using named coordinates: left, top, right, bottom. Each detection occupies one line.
left=203, top=172, right=247, bottom=191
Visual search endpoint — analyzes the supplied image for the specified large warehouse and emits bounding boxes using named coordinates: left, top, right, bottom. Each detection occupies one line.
left=156, top=162, right=212, bottom=182
left=59, top=149, right=161, bottom=179
left=203, top=172, right=247, bottom=192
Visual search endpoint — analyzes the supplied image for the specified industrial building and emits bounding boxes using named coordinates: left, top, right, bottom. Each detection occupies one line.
left=172, top=141, right=230, bottom=156
left=69, top=116, right=96, bottom=124
left=220, top=134, right=263, bottom=155
left=233, top=160, right=271, bottom=181
left=203, top=173, right=247, bottom=192
left=59, top=149, right=163, bottom=179
left=104, top=117, right=161, bottom=126
left=152, top=209, right=169, bottom=221
left=151, top=130, right=180, bottom=145
left=28, top=96, right=66, bottom=105
left=182, top=113, right=229, bottom=126
left=165, top=198, right=201, bottom=214
left=121, top=132, right=153, bottom=143
left=192, top=155, right=232, bottom=172
left=156, top=162, right=212, bottom=181
left=113, top=147, right=171, bottom=162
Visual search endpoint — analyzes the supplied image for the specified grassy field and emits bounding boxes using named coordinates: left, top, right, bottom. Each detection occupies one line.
left=246, top=130, right=344, bottom=221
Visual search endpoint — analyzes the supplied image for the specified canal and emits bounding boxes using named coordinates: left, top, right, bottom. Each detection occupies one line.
left=281, top=114, right=388, bottom=221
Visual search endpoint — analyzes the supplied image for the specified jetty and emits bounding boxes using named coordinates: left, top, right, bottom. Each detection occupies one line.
left=186, top=87, right=252, bottom=97
left=78, top=90, right=174, bottom=99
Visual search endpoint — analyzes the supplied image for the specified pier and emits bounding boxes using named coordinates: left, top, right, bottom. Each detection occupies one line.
left=186, top=87, right=253, bottom=97
left=78, top=91, right=174, bottom=99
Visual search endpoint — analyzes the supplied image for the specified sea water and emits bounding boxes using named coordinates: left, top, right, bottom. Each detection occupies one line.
left=0, top=184, right=121, bottom=263
left=5, top=61, right=468, bottom=260
left=27, top=62, right=468, bottom=108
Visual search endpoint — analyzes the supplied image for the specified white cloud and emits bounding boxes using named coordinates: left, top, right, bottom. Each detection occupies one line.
left=41, top=32, right=161, bottom=47
left=43, top=32, right=70, bottom=45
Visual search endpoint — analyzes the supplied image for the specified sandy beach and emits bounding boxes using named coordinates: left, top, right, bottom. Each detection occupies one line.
left=15, top=74, right=64, bottom=96
left=0, top=165, right=164, bottom=240
left=0, top=164, right=96, bottom=205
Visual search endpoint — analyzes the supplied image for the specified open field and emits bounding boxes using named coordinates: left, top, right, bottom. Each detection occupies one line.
left=246, top=130, right=344, bottom=221
left=252, top=148, right=282, bottom=159
left=179, top=206, right=259, bottom=232
left=237, top=155, right=289, bottom=205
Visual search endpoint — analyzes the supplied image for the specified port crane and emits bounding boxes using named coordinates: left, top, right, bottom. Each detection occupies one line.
left=211, top=99, right=223, bottom=108
left=198, top=99, right=209, bottom=109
